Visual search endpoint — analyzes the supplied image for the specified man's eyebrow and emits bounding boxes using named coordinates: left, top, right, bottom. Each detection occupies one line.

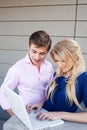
left=32, top=49, right=37, bottom=51
left=40, top=52, right=47, bottom=54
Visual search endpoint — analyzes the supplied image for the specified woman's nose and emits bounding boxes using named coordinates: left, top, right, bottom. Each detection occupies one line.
left=57, top=62, right=62, bottom=67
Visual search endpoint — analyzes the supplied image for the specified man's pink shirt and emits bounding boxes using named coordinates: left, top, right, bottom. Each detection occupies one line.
left=0, top=55, right=53, bottom=109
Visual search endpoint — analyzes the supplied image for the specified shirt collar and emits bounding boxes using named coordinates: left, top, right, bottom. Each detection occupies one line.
left=25, top=54, right=31, bottom=64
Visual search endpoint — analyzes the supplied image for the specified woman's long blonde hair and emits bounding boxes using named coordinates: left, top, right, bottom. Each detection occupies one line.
left=48, top=39, right=85, bottom=109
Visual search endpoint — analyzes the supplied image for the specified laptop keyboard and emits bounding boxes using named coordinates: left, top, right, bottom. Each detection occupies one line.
left=28, top=109, right=64, bottom=130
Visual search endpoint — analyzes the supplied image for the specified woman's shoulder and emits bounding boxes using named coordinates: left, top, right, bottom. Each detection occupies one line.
left=76, top=72, right=87, bottom=90
left=77, top=71, right=87, bottom=80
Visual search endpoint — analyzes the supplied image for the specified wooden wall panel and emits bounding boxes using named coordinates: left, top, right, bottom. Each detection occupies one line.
left=76, top=22, right=87, bottom=37
left=0, top=0, right=87, bottom=85
left=77, top=5, right=87, bottom=20
left=0, top=22, right=75, bottom=36
left=0, top=64, right=11, bottom=78
left=0, top=36, right=28, bottom=50
left=0, top=6, right=75, bottom=21
left=0, top=50, right=27, bottom=64
left=0, top=0, right=76, bottom=7
left=78, top=0, right=87, bottom=4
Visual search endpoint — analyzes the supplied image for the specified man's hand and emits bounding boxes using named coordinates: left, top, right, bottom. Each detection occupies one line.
left=26, top=101, right=44, bottom=113
left=6, top=109, right=14, bottom=116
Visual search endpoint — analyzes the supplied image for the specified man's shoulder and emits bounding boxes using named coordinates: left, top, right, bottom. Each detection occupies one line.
left=9, top=56, right=26, bottom=70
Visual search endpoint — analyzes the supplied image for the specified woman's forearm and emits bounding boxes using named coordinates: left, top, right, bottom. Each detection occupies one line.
left=61, top=112, right=87, bottom=123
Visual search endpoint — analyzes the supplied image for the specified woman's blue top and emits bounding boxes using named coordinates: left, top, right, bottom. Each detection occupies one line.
left=43, top=72, right=87, bottom=112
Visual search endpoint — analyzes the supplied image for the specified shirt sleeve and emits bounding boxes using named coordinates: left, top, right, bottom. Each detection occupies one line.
left=0, top=66, right=19, bottom=109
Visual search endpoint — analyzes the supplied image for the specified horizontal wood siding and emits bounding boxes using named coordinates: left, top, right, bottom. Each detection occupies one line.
left=0, top=0, right=87, bottom=85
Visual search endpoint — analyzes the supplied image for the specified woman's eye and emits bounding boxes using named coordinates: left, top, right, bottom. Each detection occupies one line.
left=62, top=60, right=65, bottom=63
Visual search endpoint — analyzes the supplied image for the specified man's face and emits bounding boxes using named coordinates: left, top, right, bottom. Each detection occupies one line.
left=29, top=43, right=48, bottom=68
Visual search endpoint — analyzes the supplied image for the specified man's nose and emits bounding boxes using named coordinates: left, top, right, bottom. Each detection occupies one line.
left=35, top=54, right=41, bottom=60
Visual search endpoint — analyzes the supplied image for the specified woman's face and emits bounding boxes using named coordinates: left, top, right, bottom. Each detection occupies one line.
left=54, top=54, right=74, bottom=74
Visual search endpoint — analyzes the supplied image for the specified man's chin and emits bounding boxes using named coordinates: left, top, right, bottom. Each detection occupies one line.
left=33, top=62, right=40, bottom=66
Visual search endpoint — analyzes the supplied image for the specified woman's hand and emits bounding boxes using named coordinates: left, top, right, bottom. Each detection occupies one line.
left=36, top=112, right=63, bottom=121
left=26, top=101, right=44, bottom=113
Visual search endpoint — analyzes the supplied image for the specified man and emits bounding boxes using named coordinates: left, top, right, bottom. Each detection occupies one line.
left=0, top=30, right=53, bottom=125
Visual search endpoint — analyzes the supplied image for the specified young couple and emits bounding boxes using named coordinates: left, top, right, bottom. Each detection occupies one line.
left=0, top=30, right=87, bottom=126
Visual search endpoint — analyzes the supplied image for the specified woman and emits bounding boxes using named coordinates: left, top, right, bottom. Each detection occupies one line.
left=26, top=39, right=87, bottom=123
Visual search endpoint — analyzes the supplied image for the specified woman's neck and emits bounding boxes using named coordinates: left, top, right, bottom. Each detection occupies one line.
left=63, top=71, right=72, bottom=78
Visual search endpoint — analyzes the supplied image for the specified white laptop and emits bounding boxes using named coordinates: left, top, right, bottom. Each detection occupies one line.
left=4, top=87, right=64, bottom=130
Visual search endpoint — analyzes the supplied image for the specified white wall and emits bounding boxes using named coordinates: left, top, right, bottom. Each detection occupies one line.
left=0, top=0, right=87, bottom=85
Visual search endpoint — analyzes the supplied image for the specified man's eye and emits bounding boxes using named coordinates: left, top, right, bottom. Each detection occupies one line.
left=32, top=51, right=36, bottom=53
left=40, top=53, right=46, bottom=55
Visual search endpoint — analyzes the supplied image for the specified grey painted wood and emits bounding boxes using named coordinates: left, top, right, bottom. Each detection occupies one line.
left=77, top=5, right=87, bottom=20
left=0, top=50, right=27, bottom=64
left=78, top=0, right=87, bottom=4
left=76, top=22, right=87, bottom=37
left=0, top=36, right=28, bottom=50
left=0, top=0, right=76, bottom=7
left=0, top=6, right=75, bottom=21
left=0, top=0, right=87, bottom=86
left=0, top=22, right=75, bottom=36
